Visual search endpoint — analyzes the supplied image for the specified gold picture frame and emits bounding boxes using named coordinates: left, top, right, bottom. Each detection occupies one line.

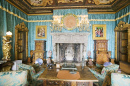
left=36, top=25, right=47, bottom=39
left=93, top=24, right=106, bottom=40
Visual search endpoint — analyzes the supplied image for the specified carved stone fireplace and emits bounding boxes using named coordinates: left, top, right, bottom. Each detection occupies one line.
left=51, top=33, right=90, bottom=65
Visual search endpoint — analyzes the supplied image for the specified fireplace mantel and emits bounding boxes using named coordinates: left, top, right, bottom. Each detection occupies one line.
left=51, top=33, right=90, bottom=44
left=51, top=33, right=90, bottom=63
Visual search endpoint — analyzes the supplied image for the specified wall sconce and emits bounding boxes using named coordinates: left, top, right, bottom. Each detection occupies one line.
left=6, top=31, right=12, bottom=37
left=79, top=15, right=90, bottom=32
left=2, top=31, right=12, bottom=61
left=50, top=16, right=63, bottom=32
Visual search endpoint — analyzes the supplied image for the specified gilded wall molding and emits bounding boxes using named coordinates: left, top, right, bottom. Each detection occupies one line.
left=0, top=5, right=130, bottom=22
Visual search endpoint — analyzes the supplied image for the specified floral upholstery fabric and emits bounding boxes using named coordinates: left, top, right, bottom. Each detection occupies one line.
left=17, top=63, right=45, bottom=86
left=89, top=64, right=119, bottom=86
left=0, top=70, right=28, bottom=86
left=111, top=73, right=130, bottom=86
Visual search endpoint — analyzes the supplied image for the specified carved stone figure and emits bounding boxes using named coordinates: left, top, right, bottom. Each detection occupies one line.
left=48, top=50, right=52, bottom=57
left=2, top=36, right=12, bottom=60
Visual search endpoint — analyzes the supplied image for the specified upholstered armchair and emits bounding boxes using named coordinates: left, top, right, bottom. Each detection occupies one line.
left=111, top=73, right=130, bottom=86
left=0, top=70, right=28, bottom=86
left=89, top=64, right=119, bottom=86
left=17, top=63, right=45, bottom=86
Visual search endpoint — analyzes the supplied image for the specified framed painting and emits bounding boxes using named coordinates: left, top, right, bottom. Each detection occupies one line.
left=36, top=25, right=47, bottom=39
left=93, top=24, right=106, bottom=40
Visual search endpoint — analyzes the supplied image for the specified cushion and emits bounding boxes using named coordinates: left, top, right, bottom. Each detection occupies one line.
left=0, top=70, right=28, bottom=86
left=111, top=73, right=130, bottom=86
left=96, top=63, right=103, bottom=68
left=32, top=64, right=41, bottom=73
left=103, top=62, right=112, bottom=67
left=97, top=54, right=109, bottom=64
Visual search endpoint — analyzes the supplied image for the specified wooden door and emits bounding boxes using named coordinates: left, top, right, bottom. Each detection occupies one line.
left=17, top=31, right=26, bottom=61
left=119, top=31, right=128, bottom=62
left=15, top=22, right=28, bottom=61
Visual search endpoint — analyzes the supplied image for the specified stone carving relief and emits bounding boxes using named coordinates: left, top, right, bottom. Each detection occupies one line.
left=51, top=33, right=90, bottom=63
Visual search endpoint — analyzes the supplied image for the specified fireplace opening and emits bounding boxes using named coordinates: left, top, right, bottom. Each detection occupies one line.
left=58, top=43, right=81, bottom=62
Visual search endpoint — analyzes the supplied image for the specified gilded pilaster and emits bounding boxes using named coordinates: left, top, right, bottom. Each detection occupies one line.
left=128, top=25, right=130, bottom=62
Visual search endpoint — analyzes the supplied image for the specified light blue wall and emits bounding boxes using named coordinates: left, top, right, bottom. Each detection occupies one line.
left=115, top=5, right=130, bottom=25
left=88, top=14, right=115, bottom=59
left=28, top=15, right=53, bottom=59
left=0, top=0, right=28, bottom=60
left=28, top=9, right=116, bottom=59
left=0, top=0, right=129, bottom=61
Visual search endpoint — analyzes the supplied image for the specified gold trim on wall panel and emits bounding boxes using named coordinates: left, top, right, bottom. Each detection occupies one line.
left=128, top=25, right=130, bottom=62
left=28, top=13, right=53, bottom=16
left=88, top=12, right=116, bottom=14
left=0, top=6, right=28, bottom=22
left=28, top=20, right=53, bottom=22
left=89, top=19, right=115, bottom=21
left=115, top=12, right=130, bottom=21
left=115, top=32, right=117, bottom=61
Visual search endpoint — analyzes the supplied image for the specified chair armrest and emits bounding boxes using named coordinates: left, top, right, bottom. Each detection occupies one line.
left=32, top=68, right=45, bottom=79
left=89, top=68, right=104, bottom=79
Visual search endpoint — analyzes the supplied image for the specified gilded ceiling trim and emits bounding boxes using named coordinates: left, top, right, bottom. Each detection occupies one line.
left=58, top=0, right=83, bottom=3
left=0, top=5, right=129, bottom=22
left=29, top=0, right=53, bottom=7
left=6, top=0, right=28, bottom=15
left=93, top=0, right=114, bottom=5
left=32, top=5, right=111, bottom=9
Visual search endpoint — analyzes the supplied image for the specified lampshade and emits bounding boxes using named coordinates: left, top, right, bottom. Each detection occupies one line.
left=56, top=63, right=60, bottom=68
left=6, top=31, right=12, bottom=36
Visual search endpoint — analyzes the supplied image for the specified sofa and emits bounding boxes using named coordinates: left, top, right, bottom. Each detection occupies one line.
left=0, top=70, right=28, bottom=86
left=17, top=63, right=45, bottom=86
left=111, top=73, right=130, bottom=86
left=89, top=64, right=119, bottom=86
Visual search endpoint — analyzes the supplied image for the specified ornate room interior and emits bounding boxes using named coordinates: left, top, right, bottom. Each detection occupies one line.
left=0, top=0, right=130, bottom=86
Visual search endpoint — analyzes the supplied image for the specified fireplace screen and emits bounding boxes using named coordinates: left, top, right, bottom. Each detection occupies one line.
left=59, top=43, right=80, bottom=62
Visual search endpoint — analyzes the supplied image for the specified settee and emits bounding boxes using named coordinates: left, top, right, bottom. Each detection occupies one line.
left=0, top=70, right=28, bottom=86
left=111, top=73, right=130, bottom=86
left=89, top=64, right=119, bottom=86
left=17, top=63, right=45, bottom=86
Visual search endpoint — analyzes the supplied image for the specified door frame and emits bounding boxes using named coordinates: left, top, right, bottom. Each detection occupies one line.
left=15, top=22, right=28, bottom=60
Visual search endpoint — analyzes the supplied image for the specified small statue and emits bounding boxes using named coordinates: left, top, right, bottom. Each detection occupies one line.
left=88, top=58, right=93, bottom=66
left=48, top=50, right=52, bottom=57
left=47, top=57, right=53, bottom=69
left=2, top=36, right=12, bottom=60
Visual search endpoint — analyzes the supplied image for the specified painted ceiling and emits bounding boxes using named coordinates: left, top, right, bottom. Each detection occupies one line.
left=6, top=0, right=130, bottom=15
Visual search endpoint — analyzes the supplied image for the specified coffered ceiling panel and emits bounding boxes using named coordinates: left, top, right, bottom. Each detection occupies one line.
left=6, top=0, right=130, bottom=15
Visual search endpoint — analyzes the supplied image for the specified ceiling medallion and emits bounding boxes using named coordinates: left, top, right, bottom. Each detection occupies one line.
left=93, top=0, right=115, bottom=5
left=58, top=0, right=83, bottom=3
left=61, top=14, right=79, bottom=30
left=30, top=0, right=53, bottom=6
